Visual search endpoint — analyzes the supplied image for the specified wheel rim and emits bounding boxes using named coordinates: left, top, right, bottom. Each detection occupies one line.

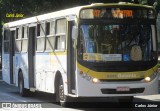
left=59, top=84, right=64, bottom=101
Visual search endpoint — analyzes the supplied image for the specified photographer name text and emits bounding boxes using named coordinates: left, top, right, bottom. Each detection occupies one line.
left=135, top=103, right=158, bottom=108
left=6, top=13, right=24, bottom=18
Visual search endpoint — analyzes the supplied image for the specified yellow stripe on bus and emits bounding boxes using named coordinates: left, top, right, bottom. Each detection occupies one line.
left=49, top=51, right=67, bottom=55
left=77, top=62, right=158, bottom=80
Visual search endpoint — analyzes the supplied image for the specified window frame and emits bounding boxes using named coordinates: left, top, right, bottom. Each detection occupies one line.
left=36, top=21, right=46, bottom=52
left=21, top=25, right=28, bottom=52
left=15, top=27, right=22, bottom=53
left=3, top=29, right=10, bottom=53
left=54, top=18, right=67, bottom=52
left=45, top=20, right=56, bottom=52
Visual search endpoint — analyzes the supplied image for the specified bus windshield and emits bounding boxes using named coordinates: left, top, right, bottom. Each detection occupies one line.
left=79, top=24, right=156, bottom=62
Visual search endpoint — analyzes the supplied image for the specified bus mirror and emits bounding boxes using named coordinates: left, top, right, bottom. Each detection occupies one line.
left=72, top=26, right=78, bottom=40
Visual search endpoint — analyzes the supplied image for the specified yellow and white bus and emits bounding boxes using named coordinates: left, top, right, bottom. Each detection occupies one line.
left=2, top=2, right=159, bottom=106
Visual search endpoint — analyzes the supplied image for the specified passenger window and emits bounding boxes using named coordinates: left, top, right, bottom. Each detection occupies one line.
left=37, top=24, right=40, bottom=37
left=46, top=22, right=50, bottom=35
left=55, top=19, right=66, bottom=51
left=22, top=26, right=28, bottom=52
left=56, top=19, right=66, bottom=34
left=46, top=36, right=55, bottom=51
left=36, top=22, right=45, bottom=52
left=3, top=30, right=10, bottom=53
left=45, top=21, right=55, bottom=51
left=50, top=21, right=55, bottom=35
left=15, top=28, right=22, bottom=52
left=40, top=22, right=45, bottom=36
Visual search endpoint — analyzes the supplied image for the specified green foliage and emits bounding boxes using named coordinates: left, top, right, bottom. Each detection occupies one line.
left=0, top=0, right=121, bottom=23
left=138, top=0, right=148, bottom=5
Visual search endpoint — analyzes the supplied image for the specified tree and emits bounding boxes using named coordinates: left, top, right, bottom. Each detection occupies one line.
left=138, top=0, right=148, bottom=4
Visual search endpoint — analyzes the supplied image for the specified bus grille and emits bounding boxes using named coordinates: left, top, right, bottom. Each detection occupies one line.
left=101, top=88, right=145, bottom=94
left=100, top=78, right=143, bottom=82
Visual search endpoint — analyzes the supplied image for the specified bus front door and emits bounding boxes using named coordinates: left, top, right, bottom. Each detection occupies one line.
left=67, top=20, right=76, bottom=94
left=10, top=30, right=15, bottom=84
left=28, top=26, right=36, bottom=88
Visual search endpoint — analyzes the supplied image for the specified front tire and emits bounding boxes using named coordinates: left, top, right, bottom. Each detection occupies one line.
left=57, top=78, right=70, bottom=107
left=18, top=72, right=29, bottom=97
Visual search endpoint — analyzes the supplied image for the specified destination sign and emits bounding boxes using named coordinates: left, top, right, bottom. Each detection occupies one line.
left=80, top=8, right=155, bottom=19
left=112, top=9, right=133, bottom=18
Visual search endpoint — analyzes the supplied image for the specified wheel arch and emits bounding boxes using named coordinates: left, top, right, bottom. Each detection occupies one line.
left=54, top=71, right=62, bottom=93
left=18, top=68, right=23, bottom=86
left=54, top=70, right=68, bottom=94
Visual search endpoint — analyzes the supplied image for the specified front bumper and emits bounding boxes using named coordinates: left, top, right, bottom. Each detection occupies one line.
left=76, top=73, right=159, bottom=97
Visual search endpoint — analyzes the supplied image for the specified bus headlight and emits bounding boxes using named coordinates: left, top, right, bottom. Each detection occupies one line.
left=92, top=78, right=100, bottom=83
left=144, top=73, right=157, bottom=82
left=144, top=77, right=151, bottom=82
left=79, top=71, right=100, bottom=83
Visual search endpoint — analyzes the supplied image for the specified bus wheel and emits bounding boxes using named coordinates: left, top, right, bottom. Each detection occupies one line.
left=18, top=72, right=28, bottom=97
left=58, top=78, right=69, bottom=107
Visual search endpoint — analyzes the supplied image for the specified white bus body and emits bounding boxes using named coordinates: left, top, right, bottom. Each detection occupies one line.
left=2, top=3, right=159, bottom=106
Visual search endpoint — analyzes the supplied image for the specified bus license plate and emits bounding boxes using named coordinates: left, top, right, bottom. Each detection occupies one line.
left=116, top=87, right=130, bottom=91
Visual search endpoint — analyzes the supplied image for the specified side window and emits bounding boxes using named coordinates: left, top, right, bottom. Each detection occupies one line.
left=50, top=21, right=55, bottom=35
left=3, top=30, right=10, bottom=53
left=22, top=27, right=24, bottom=38
left=46, top=21, right=55, bottom=51
left=55, top=19, right=66, bottom=51
left=46, top=22, right=50, bottom=35
left=15, top=27, right=22, bottom=52
left=36, top=22, right=45, bottom=51
left=40, top=22, right=45, bottom=36
left=21, top=26, right=28, bottom=52
left=55, top=35, right=66, bottom=50
left=56, top=19, right=66, bottom=34
left=37, top=24, right=40, bottom=36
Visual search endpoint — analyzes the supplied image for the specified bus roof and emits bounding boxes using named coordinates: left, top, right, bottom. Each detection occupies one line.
left=4, top=6, right=83, bottom=28
left=3, top=3, right=154, bottom=28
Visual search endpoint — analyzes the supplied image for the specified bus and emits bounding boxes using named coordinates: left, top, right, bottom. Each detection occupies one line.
left=2, top=2, right=159, bottom=106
